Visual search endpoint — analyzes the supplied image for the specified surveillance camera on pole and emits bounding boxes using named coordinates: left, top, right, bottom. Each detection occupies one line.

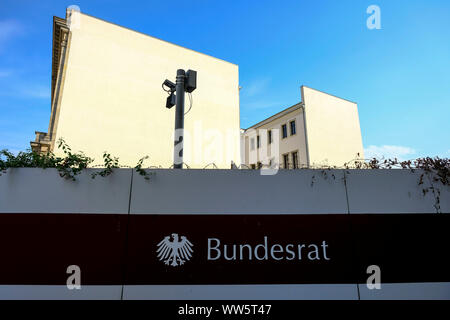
left=162, top=79, right=176, bottom=108
left=162, top=69, right=197, bottom=169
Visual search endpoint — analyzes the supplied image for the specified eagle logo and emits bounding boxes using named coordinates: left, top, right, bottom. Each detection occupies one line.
left=157, top=233, right=194, bottom=267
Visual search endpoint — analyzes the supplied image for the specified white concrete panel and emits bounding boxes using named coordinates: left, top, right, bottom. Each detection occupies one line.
left=0, top=285, right=122, bottom=300
left=123, top=284, right=358, bottom=300
left=358, top=282, right=450, bottom=300
left=130, top=169, right=348, bottom=214
left=0, top=168, right=132, bottom=213
left=345, top=170, right=439, bottom=214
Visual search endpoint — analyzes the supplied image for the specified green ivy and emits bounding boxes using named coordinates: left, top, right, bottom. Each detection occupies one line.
left=0, top=138, right=151, bottom=181
left=91, top=152, right=119, bottom=179
left=135, top=155, right=151, bottom=180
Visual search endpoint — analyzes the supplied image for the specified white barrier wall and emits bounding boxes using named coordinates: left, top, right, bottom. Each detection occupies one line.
left=1, top=168, right=446, bottom=215
left=0, top=168, right=448, bottom=300
left=130, top=169, right=348, bottom=214
left=0, top=168, right=132, bottom=214
left=345, top=169, right=440, bottom=214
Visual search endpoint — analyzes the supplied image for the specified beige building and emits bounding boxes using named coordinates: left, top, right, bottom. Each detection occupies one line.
left=32, top=8, right=363, bottom=170
left=242, top=86, right=364, bottom=169
left=31, top=8, right=241, bottom=168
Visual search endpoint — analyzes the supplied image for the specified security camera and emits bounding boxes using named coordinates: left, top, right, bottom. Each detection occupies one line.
left=162, top=79, right=176, bottom=92
left=185, top=70, right=197, bottom=93
left=166, top=93, right=176, bottom=109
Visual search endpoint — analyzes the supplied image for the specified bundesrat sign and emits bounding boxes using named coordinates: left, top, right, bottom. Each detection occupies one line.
left=156, top=234, right=331, bottom=267
left=206, top=237, right=331, bottom=261
left=126, top=214, right=354, bottom=286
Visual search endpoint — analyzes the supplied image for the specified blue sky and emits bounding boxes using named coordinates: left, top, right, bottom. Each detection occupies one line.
left=0, top=0, right=449, bottom=160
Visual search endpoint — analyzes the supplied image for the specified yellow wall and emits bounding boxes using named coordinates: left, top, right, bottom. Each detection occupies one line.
left=53, top=12, right=240, bottom=168
left=242, top=86, right=364, bottom=169
left=302, top=86, right=364, bottom=167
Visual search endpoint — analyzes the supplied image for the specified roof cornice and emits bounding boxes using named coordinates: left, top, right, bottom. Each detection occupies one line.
left=245, top=102, right=303, bottom=131
left=51, top=16, right=69, bottom=107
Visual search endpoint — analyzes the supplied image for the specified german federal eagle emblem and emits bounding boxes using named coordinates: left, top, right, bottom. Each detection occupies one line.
left=157, top=233, right=194, bottom=266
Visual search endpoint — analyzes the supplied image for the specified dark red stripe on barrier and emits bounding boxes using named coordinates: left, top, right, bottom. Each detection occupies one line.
left=0, top=214, right=127, bottom=285
left=352, top=214, right=450, bottom=283
left=0, top=213, right=448, bottom=285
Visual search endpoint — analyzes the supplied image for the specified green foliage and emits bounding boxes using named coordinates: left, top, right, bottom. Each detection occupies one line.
left=0, top=138, right=151, bottom=181
left=91, top=152, right=119, bottom=179
left=0, top=139, right=93, bottom=181
left=56, top=138, right=93, bottom=180
left=135, top=155, right=151, bottom=180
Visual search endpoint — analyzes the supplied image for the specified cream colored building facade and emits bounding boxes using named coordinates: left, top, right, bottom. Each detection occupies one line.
left=31, top=9, right=241, bottom=168
left=242, top=86, right=364, bottom=169
left=32, top=9, right=364, bottom=170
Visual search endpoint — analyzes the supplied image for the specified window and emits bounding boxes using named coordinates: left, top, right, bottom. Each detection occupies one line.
left=290, top=120, right=296, bottom=136
left=268, top=130, right=272, bottom=144
left=292, top=151, right=299, bottom=169
left=283, top=154, right=289, bottom=169
left=282, top=124, right=288, bottom=139
left=257, top=135, right=260, bottom=148
left=250, top=138, right=255, bottom=150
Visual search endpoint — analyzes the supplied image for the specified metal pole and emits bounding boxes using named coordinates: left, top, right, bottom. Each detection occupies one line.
left=173, top=69, right=185, bottom=169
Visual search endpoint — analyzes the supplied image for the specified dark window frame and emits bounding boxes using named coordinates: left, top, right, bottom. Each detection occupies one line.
left=292, top=151, right=299, bottom=169
left=283, top=153, right=289, bottom=169
left=290, top=120, right=296, bottom=136
left=281, top=124, right=288, bottom=139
